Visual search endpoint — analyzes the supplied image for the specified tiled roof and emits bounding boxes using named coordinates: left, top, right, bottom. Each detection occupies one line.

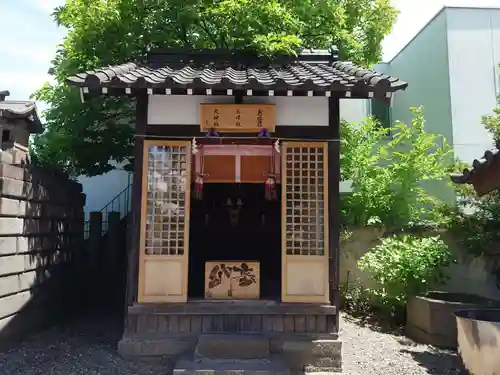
left=0, top=100, right=37, bottom=115
left=67, top=49, right=408, bottom=97
left=450, top=140, right=500, bottom=185
left=0, top=92, right=43, bottom=133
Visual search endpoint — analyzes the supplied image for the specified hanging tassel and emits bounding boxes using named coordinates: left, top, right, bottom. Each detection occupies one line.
left=193, top=143, right=206, bottom=200
left=264, top=173, right=277, bottom=201
left=194, top=174, right=204, bottom=200
left=258, top=128, right=270, bottom=138
left=264, top=142, right=278, bottom=201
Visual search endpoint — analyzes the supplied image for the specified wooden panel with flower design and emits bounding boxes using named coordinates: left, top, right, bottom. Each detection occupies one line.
left=205, top=261, right=260, bottom=299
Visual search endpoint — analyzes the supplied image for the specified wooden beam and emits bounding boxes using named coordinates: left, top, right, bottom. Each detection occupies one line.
left=146, top=125, right=334, bottom=140
left=125, top=91, right=147, bottom=311
left=327, top=97, right=340, bottom=333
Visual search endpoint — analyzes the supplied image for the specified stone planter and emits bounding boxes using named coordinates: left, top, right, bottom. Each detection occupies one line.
left=455, top=309, right=500, bottom=375
left=405, top=292, right=499, bottom=348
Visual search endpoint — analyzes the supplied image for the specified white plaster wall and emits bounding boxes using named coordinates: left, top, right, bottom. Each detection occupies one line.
left=77, top=161, right=132, bottom=220
left=446, top=8, right=498, bottom=163
left=147, top=95, right=331, bottom=126
left=148, top=95, right=368, bottom=127
left=340, top=99, right=369, bottom=124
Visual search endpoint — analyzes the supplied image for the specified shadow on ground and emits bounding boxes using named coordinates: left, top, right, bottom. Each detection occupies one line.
left=0, top=305, right=170, bottom=375
left=400, top=348, right=463, bottom=375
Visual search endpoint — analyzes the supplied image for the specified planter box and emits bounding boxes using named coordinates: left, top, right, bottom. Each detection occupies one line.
left=405, top=292, right=500, bottom=348
left=455, top=309, right=500, bottom=375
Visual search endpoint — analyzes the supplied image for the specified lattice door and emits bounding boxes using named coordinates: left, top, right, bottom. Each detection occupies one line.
left=281, top=142, right=329, bottom=303
left=138, top=141, right=191, bottom=303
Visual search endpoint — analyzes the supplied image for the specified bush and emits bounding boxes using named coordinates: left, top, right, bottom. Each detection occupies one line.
left=340, top=278, right=372, bottom=314
left=358, top=235, right=452, bottom=315
left=341, top=106, right=453, bottom=229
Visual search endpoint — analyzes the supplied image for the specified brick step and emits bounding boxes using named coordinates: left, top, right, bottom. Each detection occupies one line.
left=195, top=334, right=270, bottom=359
left=173, top=357, right=290, bottom=375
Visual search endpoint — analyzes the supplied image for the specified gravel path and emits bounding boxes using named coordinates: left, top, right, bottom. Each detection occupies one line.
left=341, top=313, right=461, bottom=375
left=0, top=310, right=461, bottom=375
left=0, top=311, right=168, bottom=375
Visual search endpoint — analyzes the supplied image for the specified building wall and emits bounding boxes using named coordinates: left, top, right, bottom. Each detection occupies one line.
left=446, top=7, right=498, bottom=163
left=77, top=161, right=131, bottom=220
left=382, top=10, right=454, bottom=203
left=388, top=10, right=453, bottom=147
left=0, top=150, right=86, bottom=345
left=340, top=227, right=500, bottom=302
left=148, top=95, right=369, bottom=126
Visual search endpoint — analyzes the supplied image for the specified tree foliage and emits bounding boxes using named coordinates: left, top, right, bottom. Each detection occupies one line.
left=32, top=0, right=398, bottom=177
left=341, top=106, right=454, bottom=228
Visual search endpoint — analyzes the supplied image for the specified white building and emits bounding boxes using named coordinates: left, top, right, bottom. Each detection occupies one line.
left=377, top=6, right=499, bottom=164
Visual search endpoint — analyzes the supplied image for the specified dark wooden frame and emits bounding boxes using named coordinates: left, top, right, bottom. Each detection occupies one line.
left=328, top=97, right=340, bottom=331
left=124, top=92, right=341, bottom=332
left=125, top=92, right=147, bottom=311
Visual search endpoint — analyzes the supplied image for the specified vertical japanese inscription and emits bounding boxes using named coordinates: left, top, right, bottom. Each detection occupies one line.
left=213, top=108, right=220, bottom=128
left=235, top=108, right=242, bottom=127
left=257, top=109, right=263, bottom=128
left=200, top=104, right=275, bottom=132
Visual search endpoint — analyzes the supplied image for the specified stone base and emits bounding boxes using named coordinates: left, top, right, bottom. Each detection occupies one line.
left=174, top=357, right=290, bottom=375
left=118, top=335, right=197, bottom=359
left=118, top=335, right=342, bottom=373
left=118, top=302, right=342, bottom=373
left=281, top=339, right=342, bottom=373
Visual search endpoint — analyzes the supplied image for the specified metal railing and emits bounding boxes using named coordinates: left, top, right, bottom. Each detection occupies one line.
left=83, top=183, right=132, bottom=238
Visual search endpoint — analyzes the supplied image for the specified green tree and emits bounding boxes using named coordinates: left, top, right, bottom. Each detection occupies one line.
left=341, top=106, right=453, bottom=228
left=32, top=0, right=398, bottom=177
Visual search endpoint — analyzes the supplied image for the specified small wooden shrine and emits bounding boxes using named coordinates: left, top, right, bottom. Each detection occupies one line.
left=451, top=140, right=500, bottom=195
left=68, top=48, right=407, bottom=373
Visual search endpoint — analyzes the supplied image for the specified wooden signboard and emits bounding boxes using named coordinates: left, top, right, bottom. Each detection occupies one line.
left=205, top=261, right=260, bottom=299
left=200, top=104, right=276, bottom=132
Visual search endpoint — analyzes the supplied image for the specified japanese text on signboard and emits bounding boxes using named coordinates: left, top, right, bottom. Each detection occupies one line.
left=200, top=104, right=276, bottom=132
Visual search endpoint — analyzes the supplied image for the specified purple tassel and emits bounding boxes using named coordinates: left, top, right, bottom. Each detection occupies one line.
left=258, top=128, right=270, bottom=138
left=205, top=128, right=220, bottom=138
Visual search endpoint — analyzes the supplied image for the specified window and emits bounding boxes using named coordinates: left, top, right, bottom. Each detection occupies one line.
left=370, top=99, right=392, bottom=129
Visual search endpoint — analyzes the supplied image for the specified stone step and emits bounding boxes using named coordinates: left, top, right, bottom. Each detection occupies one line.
left=174, top=357, right=290, bottom=375
left=195, top=334, right=270, bottom=359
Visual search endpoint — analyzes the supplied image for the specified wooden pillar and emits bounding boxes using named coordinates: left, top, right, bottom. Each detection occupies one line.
left=88, top=211, right=103, bottom=265
left=125, top=91, right=147, bottom=310
left=328, top=97, right=340, bottom=332
left=106, top=211, right=121, bottom=284
left=88, top=211, right=103, bottom=306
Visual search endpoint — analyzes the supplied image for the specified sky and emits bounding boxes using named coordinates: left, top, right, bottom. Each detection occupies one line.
left=1, top=0, right=500, bottom=108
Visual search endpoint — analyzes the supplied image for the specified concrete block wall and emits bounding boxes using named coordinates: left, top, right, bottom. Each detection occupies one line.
left=0, top=150, right=86, bottom=345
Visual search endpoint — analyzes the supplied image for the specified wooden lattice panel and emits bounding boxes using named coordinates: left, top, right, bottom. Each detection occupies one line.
left=283, top=144, right=326, bottom=256
left=144, top=144, right=189, bottom=256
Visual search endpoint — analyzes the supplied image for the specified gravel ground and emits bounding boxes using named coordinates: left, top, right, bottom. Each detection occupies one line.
left=0, top=310, right=461, bottom=375
left=341, top=312, right=461, bottom=375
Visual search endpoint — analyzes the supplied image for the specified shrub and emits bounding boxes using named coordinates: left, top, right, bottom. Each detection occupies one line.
left=340, top=278, right=372, bottom=314
left=358, top=235, right=452, bottom=315
left=341, top=106, right=453, bottom=229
